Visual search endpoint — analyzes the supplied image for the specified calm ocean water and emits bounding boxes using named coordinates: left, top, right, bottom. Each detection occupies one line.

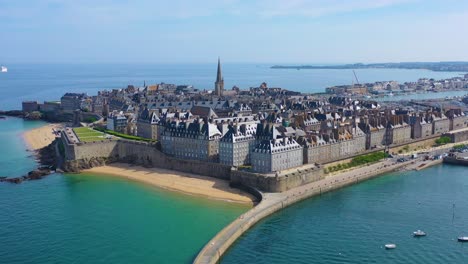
left=0, top=117, right=249, bottom=264
left=223, top=165, right=468, bottom=264
left=0, top=63, right=466, bottom=110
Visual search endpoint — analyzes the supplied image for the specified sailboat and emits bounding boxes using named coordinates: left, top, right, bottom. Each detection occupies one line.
left=1, top=66, right=7, bottom=73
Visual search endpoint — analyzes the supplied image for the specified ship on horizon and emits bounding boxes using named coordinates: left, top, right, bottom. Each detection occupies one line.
left=1, top=66, right=7, bottom=73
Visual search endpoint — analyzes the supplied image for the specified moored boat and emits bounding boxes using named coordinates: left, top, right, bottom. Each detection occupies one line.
left=385, top=244, right=396, bottom=249
left=413, top=230, right=426, bottom=237
left=458, top=237, right=468, bottom=242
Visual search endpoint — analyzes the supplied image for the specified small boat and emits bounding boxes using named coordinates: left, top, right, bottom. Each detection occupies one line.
left=385, top=244, right=396, bottom=249
left=1, top=66, right=7, bottom=73
left=458, top=237, right=468, bottom=242
left=413, top=230, right=426, bottom=237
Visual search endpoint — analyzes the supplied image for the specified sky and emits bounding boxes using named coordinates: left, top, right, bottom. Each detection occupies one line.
left=1, top=0, right=468, bottom=64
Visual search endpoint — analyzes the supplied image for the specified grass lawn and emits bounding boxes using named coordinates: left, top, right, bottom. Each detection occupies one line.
left=73, top=127, right=108, bottom=142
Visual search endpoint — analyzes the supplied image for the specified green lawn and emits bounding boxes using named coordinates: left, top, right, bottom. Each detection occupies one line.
left=73, top=127, right=93, bottom=133
left=73, top=127, right=108, bottom=142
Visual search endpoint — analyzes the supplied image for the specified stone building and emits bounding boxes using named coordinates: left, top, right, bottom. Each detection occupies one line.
left=299, top=134, right=331, bottom=164
left=408, top=114, right=433, bottom=139
left=251, top=137, right=303, bottom=173
left=431, top=112, right=450, bottom=135
left=22, top=101, right=39, bottom=113
left=296, top=114, right=321, bottom=131
left=161, top=120, right=222, bottom=162
left=359, top=116, right=386, bottom=149
left=39, top=101, right=61, bottom=113
left=386, top=115, right=411, bottom=145
left=335, top=126, right=366, bottom=156
left=219, top=123, right=257, bottom=167
left=446, top=109, right=466, bottom=131
left=137, top=108, right=160, bottom=140
left=107, top=111, right=128, bottom=133
left=61, top=93, right=86, bottom=112
left=301, top=124, right=366, bottom=165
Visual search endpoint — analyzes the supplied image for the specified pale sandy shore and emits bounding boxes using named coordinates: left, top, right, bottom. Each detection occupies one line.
left=23, top=123, right=62, bottom=150
left=83, top=163, right=256, bottom=204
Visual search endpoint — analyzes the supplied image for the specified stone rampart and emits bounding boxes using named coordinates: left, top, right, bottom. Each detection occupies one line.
left=63, top=139, right=232, bottom=180
left=443, top=128, right=468, bottom=143
left=231, top=166, right=324, bottom=192
left=74, top=140, right=119, bottom=160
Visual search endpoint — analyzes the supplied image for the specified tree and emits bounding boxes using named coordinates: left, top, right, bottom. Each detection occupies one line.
left=435, top=136, right=451, bottom=145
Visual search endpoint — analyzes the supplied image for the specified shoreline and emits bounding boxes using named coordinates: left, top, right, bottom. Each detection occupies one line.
left=22, top=123, right=62, bottom=151
left=82, top=164, right=256, bottom=205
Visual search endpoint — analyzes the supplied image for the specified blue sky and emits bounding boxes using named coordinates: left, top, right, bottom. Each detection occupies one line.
left=1, top=0, right=468, bottom=63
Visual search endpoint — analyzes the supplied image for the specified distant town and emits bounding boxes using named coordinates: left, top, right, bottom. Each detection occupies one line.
left=272, top=61, right=468, bottom=72
left=8, top=59, right=468, bottom=191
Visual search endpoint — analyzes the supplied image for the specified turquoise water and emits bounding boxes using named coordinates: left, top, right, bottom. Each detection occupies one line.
left=223, top=165, right=468, bottom=263
left=0, top=64, right=465, bottom=110
left=0, top=118, right=248, bottom=263
left=0, top=117, right=46, bottom=177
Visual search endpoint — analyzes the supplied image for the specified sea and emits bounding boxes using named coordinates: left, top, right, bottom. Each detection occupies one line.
left=0, top=63, right=467, bottom=110
left=0, top=64, right=467, bottom=263
left=223, top=165, right=468, bottom=264
left=0, top=117, right=249, bottom=264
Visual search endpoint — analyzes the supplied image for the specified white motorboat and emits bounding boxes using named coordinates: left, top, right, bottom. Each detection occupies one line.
left=458, top=237, right=468, bottom=242
left=385, top=244, right=396, bottom=249
left=1, top=66, right=7, bottom=73
left=413, top=230, right=426, bottom=237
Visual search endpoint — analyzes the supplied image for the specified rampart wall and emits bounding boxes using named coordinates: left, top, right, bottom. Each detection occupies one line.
left=63, top=139, right=232, bottom=180
left=231, top=166, right=324, bottom=192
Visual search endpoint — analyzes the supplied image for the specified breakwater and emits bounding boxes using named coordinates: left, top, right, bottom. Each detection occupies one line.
left=193, top=157, right=423, bottom=264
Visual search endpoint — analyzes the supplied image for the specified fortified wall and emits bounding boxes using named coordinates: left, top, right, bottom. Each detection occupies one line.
left=62, top=137, right=232, bottom=180
left=231, top=165, right=324, bottom=192
left=443, top=127, right=468, bottom=143
left=61, top=137, right=324, bottom=192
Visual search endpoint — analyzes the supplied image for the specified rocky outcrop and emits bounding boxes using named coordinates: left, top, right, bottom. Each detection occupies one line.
left=0, top=110, right=25, bottom=117
left=1, top=140, right=58, bottom=185
left=0, top=168, right=53, bottom=184
left=37, top=140, right=57, bottom=168
left=62, top=157, right=117, bottom=173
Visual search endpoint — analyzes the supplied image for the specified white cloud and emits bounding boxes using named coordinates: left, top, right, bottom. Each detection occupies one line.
left=253, top=0, right=417, bottom=18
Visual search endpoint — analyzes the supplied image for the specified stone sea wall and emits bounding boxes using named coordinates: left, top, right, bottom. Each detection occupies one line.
left=443, top=129, right=468, bottom=143
left=62, top=138, right=232, bottom=180
left=231, top=166, right=324, bottom=192
left=61, top=138, right=323, bottom=191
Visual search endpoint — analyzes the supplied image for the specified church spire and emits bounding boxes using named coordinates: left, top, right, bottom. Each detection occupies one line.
left=214, top=57, right=224, bottom=96
left=216, top=57, right=223, bottom=83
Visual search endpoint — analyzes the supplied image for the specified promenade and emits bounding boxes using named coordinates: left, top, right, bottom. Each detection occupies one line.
left=194, top=142, right=466, bottom=264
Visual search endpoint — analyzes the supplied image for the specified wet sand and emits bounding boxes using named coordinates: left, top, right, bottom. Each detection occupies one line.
left=83, top=163, right=256, bottom=204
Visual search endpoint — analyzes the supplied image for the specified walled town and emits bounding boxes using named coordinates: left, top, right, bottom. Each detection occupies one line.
left=19, top=59, right=468, bottom=191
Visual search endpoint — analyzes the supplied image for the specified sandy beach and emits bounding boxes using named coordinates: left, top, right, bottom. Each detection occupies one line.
left=23, top=123, right=62, bottom=150
left=83, top=163, right=256, bottom=204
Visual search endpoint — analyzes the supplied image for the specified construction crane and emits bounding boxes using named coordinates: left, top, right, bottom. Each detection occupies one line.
left=353, top=70, right=360, bottom=85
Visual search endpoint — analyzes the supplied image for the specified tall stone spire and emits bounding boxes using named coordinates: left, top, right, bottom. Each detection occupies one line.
left=214, top=57, right=224, bottom=96
left=216, top=57, right=222, bottom=82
